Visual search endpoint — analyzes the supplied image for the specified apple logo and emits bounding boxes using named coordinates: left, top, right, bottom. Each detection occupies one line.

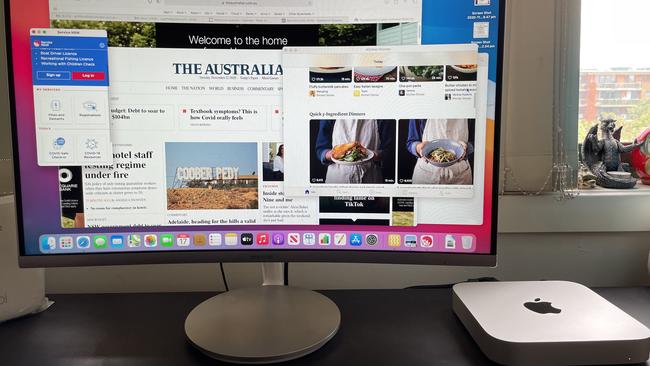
left=523, top=298, right=562, bottom=314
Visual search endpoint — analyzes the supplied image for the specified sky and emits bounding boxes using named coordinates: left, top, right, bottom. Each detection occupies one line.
left=581, top=0, right=650, bottom=70
left=165, top=142, right=258, bottom=187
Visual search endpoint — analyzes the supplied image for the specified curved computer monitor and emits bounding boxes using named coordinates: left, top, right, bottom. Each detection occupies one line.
left=6, top=0, right=503, bottom=268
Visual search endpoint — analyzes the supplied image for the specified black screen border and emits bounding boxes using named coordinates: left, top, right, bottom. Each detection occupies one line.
left=4, top=0, right=504, bottom=268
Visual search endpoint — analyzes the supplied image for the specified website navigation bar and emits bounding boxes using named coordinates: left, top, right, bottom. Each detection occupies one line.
left=49, top=0, right=421, bottom=25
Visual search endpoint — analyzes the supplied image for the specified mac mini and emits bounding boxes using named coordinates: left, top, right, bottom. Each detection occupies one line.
left=452, top=281, right=650, bottom=365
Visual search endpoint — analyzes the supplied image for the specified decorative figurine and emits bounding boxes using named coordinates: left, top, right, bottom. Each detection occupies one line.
left=631, top=127, right=650, bottom=185
left=577, top=164, right=597, bottom=190
left=582, top=117, right=644, bottom=189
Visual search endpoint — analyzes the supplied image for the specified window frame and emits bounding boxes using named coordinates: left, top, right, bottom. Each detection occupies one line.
left=500, top=0, right=650, bottom=233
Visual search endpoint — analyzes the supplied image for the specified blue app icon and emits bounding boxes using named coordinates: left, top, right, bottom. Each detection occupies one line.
left=349, top=233, right=363, bottom=246
left=404, top=235, right=418, bottom=248
left=76, top=236, right=91, bottom=249
left=40, top=236, right=56, bottom=251
left=110, top=235, right=125, bottom=248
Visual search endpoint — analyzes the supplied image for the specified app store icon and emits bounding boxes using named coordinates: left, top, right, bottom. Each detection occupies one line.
left=349, top=234, right=363, bottom=246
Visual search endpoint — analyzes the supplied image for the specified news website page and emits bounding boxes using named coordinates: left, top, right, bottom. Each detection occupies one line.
left=48, top=1, right=422, bottom=232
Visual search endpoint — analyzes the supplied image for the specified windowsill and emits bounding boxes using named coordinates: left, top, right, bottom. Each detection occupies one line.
left=577, top=182, right=650, bottom=196
left=0, top=194, right=13, bottom=204
left=498, top=185, right=650, bottom=233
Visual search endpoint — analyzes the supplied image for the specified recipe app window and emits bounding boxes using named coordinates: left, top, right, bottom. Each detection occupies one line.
left=282, top=45, right=486, bottom=198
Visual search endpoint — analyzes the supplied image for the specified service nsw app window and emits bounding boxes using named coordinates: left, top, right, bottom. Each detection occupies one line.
left=282, top=45, right=488, bottom=199
left=30, top=28, right=112, bottom=166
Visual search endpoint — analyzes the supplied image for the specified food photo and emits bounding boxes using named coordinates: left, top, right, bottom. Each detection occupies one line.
left=310, top=119, right=396, bottom=184
left=330, top=141, right=376, bottom=165
left=354, top=66, right=398, bottom=82
left=397, top=119, right=475, bottom=185
left=445, top=64, right=478, bottom=82
left=399, top=65, right=444, bottom=82
left=309, top=67, right=353, bottom=83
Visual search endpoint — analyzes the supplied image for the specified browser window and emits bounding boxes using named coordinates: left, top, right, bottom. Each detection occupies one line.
left=49, top=2, right=422, bottom=230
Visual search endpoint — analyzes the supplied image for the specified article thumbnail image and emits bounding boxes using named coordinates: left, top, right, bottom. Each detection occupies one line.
left=318, top=23, right=418, bottom=47
left=309, top=67, right=352, bottom=83
left=392, top=197, right=415, bottom=227
left=399, top=65, right=444, bottom=82
left=262, top=142, right=284, bottom=182
left=165, top=142, right=258, bottom=210
left=59, top=166, right=85, bottom=228
left=51, top=20, right=156, bottom=47
left=397, top=119, right=475, bottom=185
left=445, top=64, right=478, bottom=82
left=354, top=66, right=397, bottom=83
left=309, top=119, right=396, bottom=185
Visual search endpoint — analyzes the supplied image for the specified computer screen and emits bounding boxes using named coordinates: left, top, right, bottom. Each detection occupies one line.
left=6, top=0, right=503, bottom=267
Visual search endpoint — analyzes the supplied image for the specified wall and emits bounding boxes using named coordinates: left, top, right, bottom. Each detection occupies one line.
left=1, top=1, right=649, bottom=294
left=499, top=0, right=556, bottom=192
left=0, top=0, right=13, bottom=196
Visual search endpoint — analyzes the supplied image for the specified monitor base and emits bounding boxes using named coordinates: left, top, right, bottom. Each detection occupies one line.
left=185, top=285, right=340, bottom=364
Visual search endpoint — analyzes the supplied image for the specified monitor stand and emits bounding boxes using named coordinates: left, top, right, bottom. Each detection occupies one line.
left=184, top=263, right=341, bottom=364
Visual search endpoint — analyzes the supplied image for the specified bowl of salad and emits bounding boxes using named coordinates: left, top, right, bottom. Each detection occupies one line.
left=421, top=139, right=471, bottom=168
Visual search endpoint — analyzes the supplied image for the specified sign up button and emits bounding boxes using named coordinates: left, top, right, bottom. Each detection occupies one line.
left=72, top=72, right=105, bottom=81
left=36, top=71, right=71, bottom=81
